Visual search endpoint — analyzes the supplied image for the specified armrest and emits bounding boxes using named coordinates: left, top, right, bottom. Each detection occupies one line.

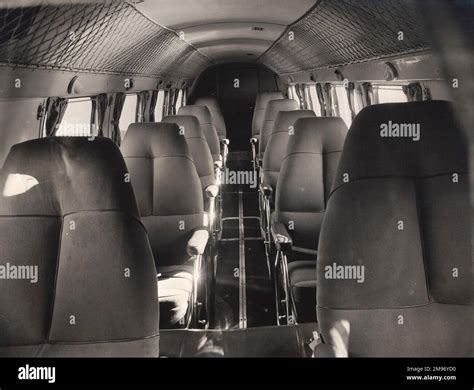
left=214, top=159, right=223, bottom=170
left=250, top=137, right=258, bottom=144
left=259, top=183, right=273, bottom=198
left=187, top=229, right=210, bottom=257
left=221, top=138, right=230, bottom=145
left=271, top=221, right=293, bottom=252
left=205, top=184, right=219, bottom=198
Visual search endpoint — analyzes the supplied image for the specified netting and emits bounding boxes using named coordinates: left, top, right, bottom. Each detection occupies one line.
left=259, top=0, right=431, bottom=75
left=0, top=1, right=211, bottom=78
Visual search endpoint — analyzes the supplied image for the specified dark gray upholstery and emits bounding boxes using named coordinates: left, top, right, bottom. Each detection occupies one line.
left=274, top=117, right=347, bottom=322
left=317, top=101, right=473, bottom=357
left=178, top=105, right=221, bottom=162
left=121, top=122, right=204, bottom=328
left=258, top=99, right=299, bottom=159
left=194, top=96, right=227, bottom=140
left=162, top=115, right=215, bottom=192
left=251, top=91, right=284, bottom=140
left=262, top=110, right=316, bottom=192
left=0, top=137, right=159, bottom=357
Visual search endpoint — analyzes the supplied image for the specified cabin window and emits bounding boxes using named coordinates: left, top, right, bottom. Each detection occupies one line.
left=154, top=90, right=165, bottom=121
left=119, top=94, right=138, bottom=139
left=333, top=84, right=352, bottom=127
left=374, top=85, right=408, bottom=104
left=56, top=98, right=92, bottom=136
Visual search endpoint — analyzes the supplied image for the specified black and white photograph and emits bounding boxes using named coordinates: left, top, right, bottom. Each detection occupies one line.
left=0, top=0, right=472, bottom=386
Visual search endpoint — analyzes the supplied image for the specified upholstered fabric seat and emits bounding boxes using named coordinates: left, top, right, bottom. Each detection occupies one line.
left=194, top=96, right=227, bottom=141
left=178, top=105, right=221, bottom=163
left=273, top=117, right=347, bottom=322
left=258, top=99, right=299, bottom=160
left=0, top=137, right=159, bottom=356
left=316, top=101, right=473, bottom=357
left=121, top=122, right=206, bottom=328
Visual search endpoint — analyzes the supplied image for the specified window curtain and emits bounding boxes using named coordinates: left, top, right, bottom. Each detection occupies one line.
left=360, top=82, right=373, bottom=106
left=323, top=83, right=333, bottom=116
left=294, top=84, right=306, bottom=109
left=137, top=91, right=150, bottom=122
left=316, top=83, right=326, bottom=116
left=403, top=82, right=423, bottom=102
left=41, top=97, right=68, bottom=136
left=111, top=92, right=126, bottom=146
left=345, top=82, right=356, bottom=120
left=171, top=89, right=179, bottom=115
left=181, top=88, right=188, bottom=107
left=94, top=93, right=108, bottom=137
left=148, top=90, right=159, bottom=122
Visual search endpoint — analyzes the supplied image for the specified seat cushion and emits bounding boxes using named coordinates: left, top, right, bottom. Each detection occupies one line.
left=288, top=261, right=317, bottom=323
left=157, top=264, right=193, bottom=328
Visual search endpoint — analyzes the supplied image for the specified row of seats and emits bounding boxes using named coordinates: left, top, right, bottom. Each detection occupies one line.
left=0, top=97, right=228, bottom=357
left=252, top=91, right=472, bottom=356
left=251, top=91, right=348, bottom=325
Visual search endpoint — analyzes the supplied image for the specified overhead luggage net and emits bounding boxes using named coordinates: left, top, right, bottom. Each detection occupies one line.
left=0, top=1, right=211, bottom=78
left=259, top=0, right=430, bottom=75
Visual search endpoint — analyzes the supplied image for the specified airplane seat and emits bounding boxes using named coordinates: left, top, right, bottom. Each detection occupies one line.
left=0, top=137, right=159, bottom=357
left=162, top=115, right=216, bottom=196
left=262, top=109, right=316, bottom=201
left=194, top=96, right=227, bottom=141
left=250, top=91, right=284, bottom=170
left=162, top=115, right=220, bottom=236
left=178, top=105, right=221, bottom=164
left=121, top=122, right=208, bottom=329
left=316, top=101, right=473, bottom=357
left=272, top=117, right=348, bottom=324
left=251, top=91, right=285, bottom=142
left=258, top=99, right=299, bottom=162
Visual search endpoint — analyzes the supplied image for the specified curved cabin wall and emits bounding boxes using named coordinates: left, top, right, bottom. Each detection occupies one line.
left=0, top=98, right=42, bottom=167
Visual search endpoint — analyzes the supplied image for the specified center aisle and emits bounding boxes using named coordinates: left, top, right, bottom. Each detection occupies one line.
left=214, top=151, right=276, bottom=329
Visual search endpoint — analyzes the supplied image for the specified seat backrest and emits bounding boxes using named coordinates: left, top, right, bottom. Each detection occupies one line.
left=194, top=96, right=227, bottom=140
left=162, top=115, right=215, bottom=191
left=259, top=99, right=299, bottom=158
left=178, top=105, right=221, bottom=161
left=0, top=137, right=159, bottom=357
left=274, top=117, right=347, bottom=252
left=262, top=109, right=316, bottom=191
left=121, top=122, right=204, bottom=267
left=252, top=91, right=284, bottom=138
left=317, top=101, right=473, bottom=357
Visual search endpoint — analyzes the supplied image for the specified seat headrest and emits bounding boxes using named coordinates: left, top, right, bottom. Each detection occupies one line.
left=264, top=99, right=299, bottom=121
left=0, top=137, right=138, bottom=217
left=273, top=110, right=316, bottom=134
left=286, top=117, right=348, bottom=156
left=162, top=115, right=204, bottom=140
left=121, top=122, right=192, bottom=160
left=255, top=91, right=285, bottom=109
left=194, top=96, right=219, bottom=110
left=332, top=101, right=468, bottom=193
left=178, top=105, right=212, bottom=125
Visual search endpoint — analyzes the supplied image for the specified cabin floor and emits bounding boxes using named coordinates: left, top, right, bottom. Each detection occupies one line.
left=214, top=151, right=276, bottom=329
left=159, top=151, right=318, bottom=357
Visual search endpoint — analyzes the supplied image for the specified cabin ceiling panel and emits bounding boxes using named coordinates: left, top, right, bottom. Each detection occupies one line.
left=137, top=0, right=317, bottom=63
